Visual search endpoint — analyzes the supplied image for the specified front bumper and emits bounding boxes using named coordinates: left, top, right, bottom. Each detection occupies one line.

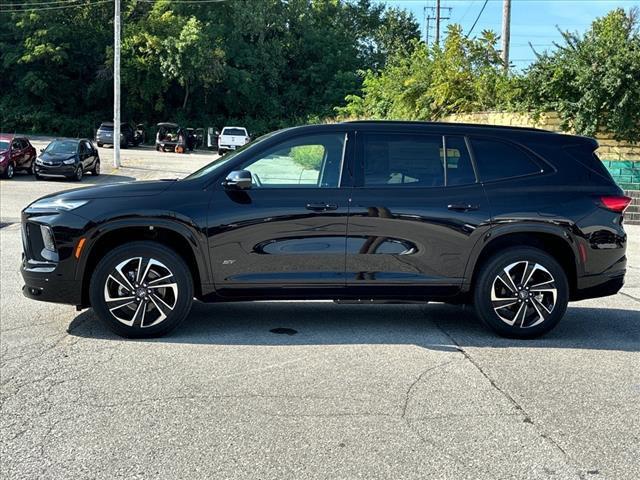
left=20, top=209, right=90, bottom=306
left=22, top=268, right=83, bottom=305
left=34, top=163, right=77, bottom=177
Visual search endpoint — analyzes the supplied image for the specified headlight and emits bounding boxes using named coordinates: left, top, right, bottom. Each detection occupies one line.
left=62, top=159, right=76, bottom=165
left=29, top=198, right=89, bottom=212
left=40, top=225, right=56, bottom=252
left=35, top=157, right=44, bottom=165
left=0, top=154, right=7, bottom=163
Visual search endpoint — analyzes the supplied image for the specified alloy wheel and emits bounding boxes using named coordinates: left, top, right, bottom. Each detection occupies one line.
left=6, top=163, right=14, bottom=178
left=490, top=261, right=557, bottom=328
left=103, top=257, right=178, bottom=328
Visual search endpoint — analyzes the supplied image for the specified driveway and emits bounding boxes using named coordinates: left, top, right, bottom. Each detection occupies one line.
left=1, top=151, right=638, bottom=479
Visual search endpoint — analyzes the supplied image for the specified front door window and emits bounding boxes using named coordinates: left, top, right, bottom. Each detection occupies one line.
left=239, top=133, right=346, bottom=188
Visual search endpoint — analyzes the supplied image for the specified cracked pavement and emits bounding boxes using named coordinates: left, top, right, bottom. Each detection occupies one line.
left=1, top=150, right=639, bottom=479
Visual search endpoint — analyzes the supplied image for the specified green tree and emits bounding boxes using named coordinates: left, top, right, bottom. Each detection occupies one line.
left=521, top=8, right=640, bottom=142
left=336, top=25, right=514, bottom=120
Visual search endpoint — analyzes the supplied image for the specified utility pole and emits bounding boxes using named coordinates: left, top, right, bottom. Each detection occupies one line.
left=435, top=0, right=441, bottom=45
left=425, top=1, right=451, bottom=47
left=113, top=0, right=121, bottom=168
left=501, top=0, right=511, bottom=71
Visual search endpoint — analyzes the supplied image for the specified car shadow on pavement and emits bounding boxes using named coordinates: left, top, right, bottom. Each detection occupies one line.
left=67, top=301, right=640, bottom=352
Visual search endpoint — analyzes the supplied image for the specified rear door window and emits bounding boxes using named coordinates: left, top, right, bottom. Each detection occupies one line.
left=362, top=133, right=445, bottom=187
left=444, top=136, right=476, bottom=186
left=470, top=137, right=541, bottom=182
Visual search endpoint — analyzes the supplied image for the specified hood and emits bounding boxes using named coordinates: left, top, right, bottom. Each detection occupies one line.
left=38, top=179, right=177, bottom=202
left=39, top=151, right=76, bottom=163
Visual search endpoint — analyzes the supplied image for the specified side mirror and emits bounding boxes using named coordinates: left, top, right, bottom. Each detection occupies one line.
left=40, top=148, right=44, bottom=153
left=223, top=170, right=252, bottom=190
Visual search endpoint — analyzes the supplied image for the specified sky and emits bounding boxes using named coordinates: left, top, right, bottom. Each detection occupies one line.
left=378, top=0, right=640, bottom=69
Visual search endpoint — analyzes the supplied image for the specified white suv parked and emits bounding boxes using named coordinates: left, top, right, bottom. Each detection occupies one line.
left=218, top=127, right=250, bottom=154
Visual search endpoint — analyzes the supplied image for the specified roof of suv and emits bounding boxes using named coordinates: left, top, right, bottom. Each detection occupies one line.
left=344, top=120, right=552, bottom=134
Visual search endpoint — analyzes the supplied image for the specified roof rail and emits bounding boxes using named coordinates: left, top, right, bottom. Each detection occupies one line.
left=342, top=119, right=553, bottom=134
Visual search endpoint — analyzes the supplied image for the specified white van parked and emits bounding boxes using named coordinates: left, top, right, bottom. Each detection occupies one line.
left=218, top=126, right=250, bottom=154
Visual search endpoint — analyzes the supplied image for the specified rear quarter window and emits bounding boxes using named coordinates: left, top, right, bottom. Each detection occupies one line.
left=563, top=144, right=614, bottom=182
left=470, top=137, right=542, bottom=182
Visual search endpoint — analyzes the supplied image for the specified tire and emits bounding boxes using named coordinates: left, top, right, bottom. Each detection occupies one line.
left=35, top=172, right=43, bottom=180
left=3, top=162, right=14, bottom=179
left=97, top=142, right=104, bottom=148
left=72, top=166, right=83, bottom=181
left=91, top=160, right=100, bottom=176
left=473, top=247, right=569, bottom=339
left=89, top=241, right=194, bottom=338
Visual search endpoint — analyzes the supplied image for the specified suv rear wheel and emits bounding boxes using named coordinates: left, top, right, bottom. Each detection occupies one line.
left=89, top=241, right=194, bottom=338
left=473, top=247, right=569, bottom=339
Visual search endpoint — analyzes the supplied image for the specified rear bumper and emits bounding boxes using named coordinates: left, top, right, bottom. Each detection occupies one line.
left=573, top=255, right=626, bottom=300
left=572, top=274, right=625, bottom=301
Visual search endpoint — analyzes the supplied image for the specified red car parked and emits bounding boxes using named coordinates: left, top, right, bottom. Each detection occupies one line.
left=0, top=134, right=37, bottom=179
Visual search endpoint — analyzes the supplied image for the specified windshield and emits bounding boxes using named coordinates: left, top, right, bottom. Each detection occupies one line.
left=185, top=132, right=276, bottom=180
left=0, top=140, right=9, bottom=151
left=44, top=140, right=78, bottom=155
left=98, top=124, right=113, bottom=131
left=222, top=128, right=247, bottom=136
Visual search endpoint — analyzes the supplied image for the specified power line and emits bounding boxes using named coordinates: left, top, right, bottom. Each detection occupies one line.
left=0, top=0, right=110, bottom=13
left=1, top=0, right=84, bottom=7
left=135, top=0, right=227, bottom=3
left=466, top=0, right=489, bottom=37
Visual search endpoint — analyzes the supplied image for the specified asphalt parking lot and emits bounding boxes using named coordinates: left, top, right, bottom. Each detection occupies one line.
left=1, top=147, right=639, bottom=479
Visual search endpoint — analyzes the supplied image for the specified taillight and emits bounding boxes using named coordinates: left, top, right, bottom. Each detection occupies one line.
left=598, top=195, right=632, bottom=213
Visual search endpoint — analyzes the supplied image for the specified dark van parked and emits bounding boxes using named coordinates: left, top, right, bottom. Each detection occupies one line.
left=21, top=122, right=629, bottom=338
left=34, top=138, right=100, bottom=181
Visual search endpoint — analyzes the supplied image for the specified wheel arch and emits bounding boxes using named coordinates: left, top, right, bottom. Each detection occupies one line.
left=464, top=226, right=579, bottom=297
left=78, top=219, right=209, bottom=306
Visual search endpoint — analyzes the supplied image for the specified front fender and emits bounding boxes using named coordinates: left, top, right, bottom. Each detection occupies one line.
left=75, top=214, right=210, bottom=286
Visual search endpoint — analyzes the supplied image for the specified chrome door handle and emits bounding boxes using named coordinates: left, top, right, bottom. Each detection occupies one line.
left=448, top=203, right=479, bottom=212
left=306, top=203, right=338, bottom=212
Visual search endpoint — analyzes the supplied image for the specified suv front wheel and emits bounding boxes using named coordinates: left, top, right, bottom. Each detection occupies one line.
left=89, top=241, right=194, bottom=338
left=473, top=247, right=569, bottom=339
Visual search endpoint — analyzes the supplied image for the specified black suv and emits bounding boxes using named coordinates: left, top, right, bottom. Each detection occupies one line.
left=20, top=122, right=629, bottom=338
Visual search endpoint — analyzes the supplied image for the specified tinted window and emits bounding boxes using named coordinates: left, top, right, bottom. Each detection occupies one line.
left=363, top=133, right=444, bottom=187
left=444, top=137, right=476, bottom=186
left=11, top=139, right=21, bottom=149
left=222, top=128, right=247, bottom=136
left=470, top=138, right=540, bottom=182
left=222, top=128, right=247, bottom=137
left=240, top=133, right=345, bottom=188
left=45, top=140, right=78, bottom=155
